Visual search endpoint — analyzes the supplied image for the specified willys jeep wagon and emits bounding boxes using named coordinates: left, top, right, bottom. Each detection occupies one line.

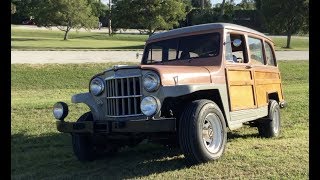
left=53, top=23, right=287, bottom=165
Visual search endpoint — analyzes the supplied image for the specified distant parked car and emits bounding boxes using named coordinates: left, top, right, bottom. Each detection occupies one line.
left=22, top=19, right=35, bottom=25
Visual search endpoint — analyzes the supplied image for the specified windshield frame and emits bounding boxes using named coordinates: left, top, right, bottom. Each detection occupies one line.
left=142, top=31, right=221, bottom=65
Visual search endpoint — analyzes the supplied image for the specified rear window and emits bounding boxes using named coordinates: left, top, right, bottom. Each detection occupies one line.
left=265, top=42, right=276, bottom=66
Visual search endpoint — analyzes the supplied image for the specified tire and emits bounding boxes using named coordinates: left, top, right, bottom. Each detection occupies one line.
left=258, top=100, right=281, bottom=138
left=179, top=99, right=227, bottom=165
left=72, top=112, right=96, bottom=162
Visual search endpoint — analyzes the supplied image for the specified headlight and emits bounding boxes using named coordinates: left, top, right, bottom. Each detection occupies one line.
left=53, top=102, right=68, bottom=120
left=143, top=72, right=160, bottom=92
left=140, top=96, right=160, bottom=117
left=90, top=77, right=105, bottom=96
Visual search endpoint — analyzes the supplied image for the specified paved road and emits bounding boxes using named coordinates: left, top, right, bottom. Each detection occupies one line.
left=11, top=50, right=308, bottom=64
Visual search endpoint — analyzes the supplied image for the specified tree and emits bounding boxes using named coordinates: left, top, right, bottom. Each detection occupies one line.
left=218, top=0, right=235, bottom=21
left=34, top=0, right=98, bottom=40
left=190, top=0, right=212, bottom=9
left=236, top=0, right=255, bottom=10
left=88, top=0, right=108, bottom=18
left=11, top=3, right=16, bottom=14
left=11, top=0, right=41, bottom=24
left=113, top=0, right=186, bottom=35
left=261, top=0, right=309, bottom=48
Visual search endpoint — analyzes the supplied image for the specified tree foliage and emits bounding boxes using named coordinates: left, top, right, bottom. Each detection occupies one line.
left=34, top=0, right=99, bottom=40
left=261, top=0, right=309, bottom=48
left=236, top=0, right=255, bottom=10
left=190, top=0, right=212, bottom=9
left=11, top=0, right=41, bottom=23
left=11, top=3, right=16, bottom=14
left=113, top=0, right=186, bottom=35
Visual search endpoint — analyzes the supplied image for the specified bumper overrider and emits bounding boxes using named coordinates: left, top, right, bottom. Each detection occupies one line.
left=279, top=100, right=287, bottom=108
left=53, top=93, right=176, bottom=134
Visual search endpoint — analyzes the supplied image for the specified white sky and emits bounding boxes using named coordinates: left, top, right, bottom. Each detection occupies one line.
left=101, top=0, right=243, bottom=6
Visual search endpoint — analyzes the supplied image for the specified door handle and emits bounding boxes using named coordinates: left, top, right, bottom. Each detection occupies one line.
left=245, top=65, right=252, bottom=69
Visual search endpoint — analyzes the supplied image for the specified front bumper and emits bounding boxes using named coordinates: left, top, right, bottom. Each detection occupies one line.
left=56, top=118, right=176, bottom=134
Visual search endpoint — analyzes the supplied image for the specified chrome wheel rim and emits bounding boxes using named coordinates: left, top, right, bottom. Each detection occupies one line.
left=202, top=113, right=223, bottom=153
left=273, top=108, right=280, bottom=134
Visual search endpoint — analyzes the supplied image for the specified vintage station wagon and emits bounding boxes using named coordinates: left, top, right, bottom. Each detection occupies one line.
left=53, top=23, right=287, bottom=165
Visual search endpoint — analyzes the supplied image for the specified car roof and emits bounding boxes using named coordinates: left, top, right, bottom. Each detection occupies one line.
left=148, top=23, right=272, bottom=42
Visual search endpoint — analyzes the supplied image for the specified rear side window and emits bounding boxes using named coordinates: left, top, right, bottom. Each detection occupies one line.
left=248, top=37, right=264, bottom=65
left=265, top=42, right=276, bottom=66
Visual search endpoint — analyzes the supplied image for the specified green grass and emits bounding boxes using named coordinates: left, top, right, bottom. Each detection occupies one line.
left=11, top=28, right=147, bottom=50
left=271, top=37, right=309, bottom=51
left=11, top=61, right=309, bottom=179
left=11, top=26, right=309, bottom=51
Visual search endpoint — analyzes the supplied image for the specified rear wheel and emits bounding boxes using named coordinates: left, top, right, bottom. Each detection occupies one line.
left=258, top=100, right=281, bottom=138
left=179, top=100, right=227, bottom=165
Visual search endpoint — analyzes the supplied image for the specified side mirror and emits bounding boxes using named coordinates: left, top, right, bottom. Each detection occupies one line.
left=232, top=39, right=242, bottom=47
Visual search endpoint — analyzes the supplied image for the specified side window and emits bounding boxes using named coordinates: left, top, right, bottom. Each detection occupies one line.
left=225, top=33, right=248, bottom=63
left=248, top=37, right=264, bottom=65
left=264, top=42, right=276, bottom=66
left=147, top=47, right=162, bottom=63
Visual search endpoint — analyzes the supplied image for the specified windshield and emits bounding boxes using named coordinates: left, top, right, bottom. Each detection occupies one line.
left=142, top=32, right=220, bottom=64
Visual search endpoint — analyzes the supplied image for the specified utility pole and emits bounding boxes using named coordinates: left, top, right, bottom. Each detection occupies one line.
left=108, top=0, right=112, bottom=36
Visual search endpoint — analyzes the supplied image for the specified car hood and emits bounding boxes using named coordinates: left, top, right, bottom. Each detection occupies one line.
left=141, top=65, right=212, bottom=86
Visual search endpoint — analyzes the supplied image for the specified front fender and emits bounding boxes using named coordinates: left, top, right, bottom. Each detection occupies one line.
left=71, top=92, right=104, bottom=120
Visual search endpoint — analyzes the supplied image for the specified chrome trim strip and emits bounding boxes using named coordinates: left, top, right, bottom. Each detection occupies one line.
left=106, top=114, right=144, bottom=118
left=105, top=95, right=142, bottom=99
left=105, top=75, right=141, bottom=80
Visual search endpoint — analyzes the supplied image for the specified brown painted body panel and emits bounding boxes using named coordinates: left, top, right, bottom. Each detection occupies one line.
left=141, top=64, right=212, bottom=86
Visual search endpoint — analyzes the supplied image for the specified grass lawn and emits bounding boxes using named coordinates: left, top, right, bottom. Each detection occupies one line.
left=11, top=61, right=309, bottom=179
left=271, top=36, right=309, bottom=51
left=11, top=26, right=309, bottom=51
left=11, top=28, right=147, bottom=50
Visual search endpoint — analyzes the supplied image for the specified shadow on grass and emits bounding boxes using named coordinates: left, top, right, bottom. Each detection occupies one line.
left=11, top=133, right=186, bottom=179
left=227, top=131, right=260, bottom=142
left=11, top=38, right=49, bottom=41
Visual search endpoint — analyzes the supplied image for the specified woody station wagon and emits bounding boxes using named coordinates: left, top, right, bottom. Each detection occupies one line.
left=53, top=23, right=287, bottom=165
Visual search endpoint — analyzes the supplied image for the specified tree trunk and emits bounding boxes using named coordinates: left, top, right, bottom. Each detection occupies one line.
left=108, top=0, right=112, bottom=36
left=201, top=0, right=204, bottom=10
left=63, top=30, right=69, bottom=40
left=148, top=27, right=153, bottom=37
left=219, top=0, right=226, bottom=21
left=286, top=33, right=291, bottom=48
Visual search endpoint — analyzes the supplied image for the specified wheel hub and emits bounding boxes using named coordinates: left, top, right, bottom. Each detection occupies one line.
left=202, top=113, right=223, bottom=154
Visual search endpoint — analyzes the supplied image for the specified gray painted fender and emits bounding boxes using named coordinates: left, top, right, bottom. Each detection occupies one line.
left=70, top=85, right=232, bottom=129
left=71, top=92, right=104, bottom=120
left=160, top=84, right=232, bottom=125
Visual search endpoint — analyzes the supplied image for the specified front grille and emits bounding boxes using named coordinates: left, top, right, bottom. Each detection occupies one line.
left=105, top=76, right=142, bottom=117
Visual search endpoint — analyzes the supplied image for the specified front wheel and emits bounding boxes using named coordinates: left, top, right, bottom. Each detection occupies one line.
left=179, top=100, right=227, bottom=165
left=72, top=112, right=96, bottom=162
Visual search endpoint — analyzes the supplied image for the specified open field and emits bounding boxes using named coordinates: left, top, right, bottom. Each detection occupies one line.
left=271, top=37, right=309, bottom=51
left=11, top=61, right=309, bottom=179
left=11, top=28, right=147, bottom=50
left=11, top=26, right=309, bottom=51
